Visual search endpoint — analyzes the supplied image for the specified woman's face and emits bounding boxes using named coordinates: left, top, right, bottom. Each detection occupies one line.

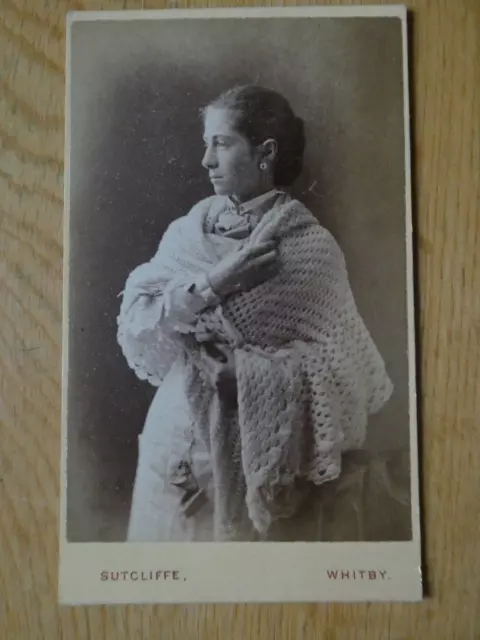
left=202, top=107, right=266, bottom=202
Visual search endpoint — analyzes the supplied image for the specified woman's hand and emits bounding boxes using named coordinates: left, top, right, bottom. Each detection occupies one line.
left=207, top=240, right=279, bottom=297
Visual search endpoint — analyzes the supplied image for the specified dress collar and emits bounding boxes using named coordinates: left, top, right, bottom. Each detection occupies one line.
left=227, top=189, right=281, bottom=216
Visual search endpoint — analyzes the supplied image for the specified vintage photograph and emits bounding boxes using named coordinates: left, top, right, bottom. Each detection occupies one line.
left=61, top=6, right=421, bottom=603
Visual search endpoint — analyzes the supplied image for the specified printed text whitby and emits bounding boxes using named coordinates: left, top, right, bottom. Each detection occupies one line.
left=326, top=570, right=388, bottom=580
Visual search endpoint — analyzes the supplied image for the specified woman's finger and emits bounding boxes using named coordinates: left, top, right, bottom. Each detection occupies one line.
left=248, top=250, right=278, bottom=269
left=242, top=261, right=279, bottom=291
left=244, top=241, right=277, bottom=258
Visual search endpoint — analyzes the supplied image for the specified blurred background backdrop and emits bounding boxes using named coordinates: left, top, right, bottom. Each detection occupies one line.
left=67, top=16, right=410, bottom=541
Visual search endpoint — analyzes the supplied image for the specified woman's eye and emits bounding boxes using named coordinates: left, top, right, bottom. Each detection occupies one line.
left=204, top=139, right=229, bottom=149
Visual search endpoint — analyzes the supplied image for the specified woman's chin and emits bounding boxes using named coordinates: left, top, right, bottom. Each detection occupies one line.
left=211, top=182, right=230, bottom=196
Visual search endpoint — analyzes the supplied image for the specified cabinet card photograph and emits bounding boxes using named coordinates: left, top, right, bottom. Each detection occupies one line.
left=60, top=5, right=422, bottom=603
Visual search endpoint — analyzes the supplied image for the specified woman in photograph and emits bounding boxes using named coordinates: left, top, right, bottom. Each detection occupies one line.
left=117, top=85, right=395, bottom=542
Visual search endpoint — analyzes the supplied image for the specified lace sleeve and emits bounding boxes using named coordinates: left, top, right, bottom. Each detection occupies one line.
left=117, top=266, right=220, bottom=386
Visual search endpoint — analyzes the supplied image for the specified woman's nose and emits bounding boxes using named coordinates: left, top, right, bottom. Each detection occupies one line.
left=202, top=145, right=217, bottom=169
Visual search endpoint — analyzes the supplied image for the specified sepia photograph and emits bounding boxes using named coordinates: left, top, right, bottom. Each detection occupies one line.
left=61, top=5, right=421, bottom=603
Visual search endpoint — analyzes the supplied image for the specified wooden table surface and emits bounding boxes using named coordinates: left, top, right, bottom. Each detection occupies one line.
left=1, top=0, right=479, bottom=638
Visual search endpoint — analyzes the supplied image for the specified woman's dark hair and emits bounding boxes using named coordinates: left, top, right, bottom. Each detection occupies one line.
left=202, top=85, right=305, bottom=187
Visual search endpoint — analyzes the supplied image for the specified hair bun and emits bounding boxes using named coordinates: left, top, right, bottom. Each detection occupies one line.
left=274, top=115, right=305, bottom=187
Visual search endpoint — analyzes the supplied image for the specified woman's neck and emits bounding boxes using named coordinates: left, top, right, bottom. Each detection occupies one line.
left=231, top=182, right=276, bottom=204
left=227, top=188, right=283, bottom=217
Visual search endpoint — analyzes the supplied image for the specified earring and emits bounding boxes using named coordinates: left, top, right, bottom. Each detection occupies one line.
left=260, top=162, right=268, bottom=171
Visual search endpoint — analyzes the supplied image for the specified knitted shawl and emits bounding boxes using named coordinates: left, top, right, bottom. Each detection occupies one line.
left=117, top=196, right=393, bottom=540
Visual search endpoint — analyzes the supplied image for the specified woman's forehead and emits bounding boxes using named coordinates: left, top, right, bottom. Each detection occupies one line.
left=203, top=107, right=240, bottom=138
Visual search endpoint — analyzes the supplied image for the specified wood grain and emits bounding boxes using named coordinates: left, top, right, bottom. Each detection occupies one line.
left=0, top=0, right=479, bottom=638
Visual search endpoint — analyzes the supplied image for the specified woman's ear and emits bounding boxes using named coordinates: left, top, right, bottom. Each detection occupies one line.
left=260, top=138, right=278, bottom=162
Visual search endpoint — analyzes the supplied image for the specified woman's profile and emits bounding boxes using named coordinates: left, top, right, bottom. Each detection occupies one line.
left=117, top=85, right=394, bottom=542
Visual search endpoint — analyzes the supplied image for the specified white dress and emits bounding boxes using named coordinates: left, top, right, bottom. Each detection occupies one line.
left=127, top=357, right=215, bottom=541
left=122, top=190, right=409, bottom=542
left=126, top=190, right=280, bottom=542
